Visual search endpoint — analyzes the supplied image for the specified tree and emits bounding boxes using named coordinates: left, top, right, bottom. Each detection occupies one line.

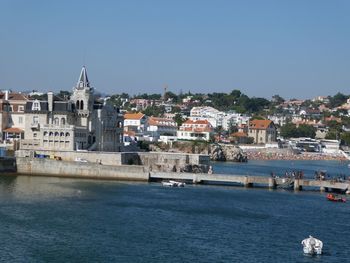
left=341, top=132, right=350, bottom=145
left=174, top=113, right=186, bottom=127
left=297, top=124, right=316, bottom=138
left=272, top=94, right=285, bottom=105
left=328, top=92, right=348, bottom=108
left=143, top=105, right=165, bottom=117
left=280, top=123, right=298, bottom=138
left=57, top=90, right=71, bottom=99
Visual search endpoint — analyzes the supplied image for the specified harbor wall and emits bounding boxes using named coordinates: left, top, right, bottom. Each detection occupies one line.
left=16, top=157, right=149, bottom=181
left=0, top=157, right=16, bottom=172
left=16, top=150, right=210, bottom=173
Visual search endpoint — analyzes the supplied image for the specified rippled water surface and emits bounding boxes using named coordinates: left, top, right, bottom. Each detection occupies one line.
left=0, top=160, right=349, bottom=262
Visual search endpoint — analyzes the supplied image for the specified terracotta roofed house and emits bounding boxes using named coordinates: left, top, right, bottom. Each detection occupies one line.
left=248, top=119, right=277, bottom=144
left=177, top=119, right=213, bottom=141
left=123, top=112, right=148, bottom=133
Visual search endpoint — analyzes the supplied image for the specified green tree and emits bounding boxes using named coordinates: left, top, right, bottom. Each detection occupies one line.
left=271, top=94, right=285, bottom=105
left=341, top=132, right=350, bottom=145
left=297, top=124, right=316, bottom=138
left=328, top=92, right=348, bottom=108
left=143, top=105, right=165, bottom=117
left=174, top=113, right=186, bottom=127
left=280, top=123, right=298, bottom=138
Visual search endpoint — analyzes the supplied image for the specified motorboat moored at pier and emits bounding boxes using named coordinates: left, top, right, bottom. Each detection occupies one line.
left=301, top=236, right=323, bottom=255
left=162, top=180, right=185, bottom=187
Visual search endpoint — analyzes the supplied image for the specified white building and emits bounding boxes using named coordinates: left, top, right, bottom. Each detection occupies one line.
left=146, top=117, right=178, bottom=141
left=189, top=106, right=249, bottom=130
left=177, top=119, right=213, bottom=141
left=21, top=66, right=124, bottom=152
left=123, top=112, right=148, bottom=133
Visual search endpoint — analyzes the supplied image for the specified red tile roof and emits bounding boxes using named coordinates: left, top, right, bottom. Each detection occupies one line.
left=249, top=120, right=273, bottom=130
left=3, top=127, right=24, bottom=133
left=184, top=119, right=211, bottom=125
left=124, top=112, right=145, bottom=120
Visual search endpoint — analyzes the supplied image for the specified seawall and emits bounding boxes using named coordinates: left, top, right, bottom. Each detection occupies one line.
left=16, top=157, right=149, bottom=181
left=0, top=157, right=16, bottom=172
left=16, top=150, right=210, bottom=173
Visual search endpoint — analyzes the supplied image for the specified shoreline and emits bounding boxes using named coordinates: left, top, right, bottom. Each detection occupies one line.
left=245, top=149, right=347, bottom=161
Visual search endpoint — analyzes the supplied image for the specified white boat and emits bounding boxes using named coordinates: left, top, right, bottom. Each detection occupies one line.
left=301, top=236, right=323, bottom=255
left=162, top=180, right=186, bottom=187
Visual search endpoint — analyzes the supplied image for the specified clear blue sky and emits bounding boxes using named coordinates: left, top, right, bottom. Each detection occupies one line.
left=1, top=0, right=349, bottom=99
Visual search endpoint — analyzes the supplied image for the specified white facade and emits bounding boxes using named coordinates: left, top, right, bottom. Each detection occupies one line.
left=190, top=106, right=249, bottom=130
left=21, top=67, right=124, bottom=152
left=177, top=119, right=213, bottom=141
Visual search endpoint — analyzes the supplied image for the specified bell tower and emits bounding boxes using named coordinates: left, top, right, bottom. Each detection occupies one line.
left=70, top=66, right=94, bottom=128
left=71, top=66, right=94, bottom=116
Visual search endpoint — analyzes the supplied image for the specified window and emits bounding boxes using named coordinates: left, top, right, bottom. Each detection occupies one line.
left=19, top=116, right=23, bottom=124
left=18, top=105, right=24, bottom=112
left=61, top=118, right=65, bottom=125
left=54, top=118, right=59, bottom=126
left=33, top=116, right=39, bottom=124
left=32, top=100, right=41, bottom=111
left=33, top=133, right=37, bottom=138
left=9, top=106, right=13, bottom=112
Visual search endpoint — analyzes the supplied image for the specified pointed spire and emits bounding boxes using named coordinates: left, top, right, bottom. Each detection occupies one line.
left=76, top=66, right=90, bottom=89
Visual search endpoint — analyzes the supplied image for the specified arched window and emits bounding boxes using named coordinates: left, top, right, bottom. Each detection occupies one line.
left=54, top=117, right=59, bottom=126
left=43, top=131, right=48, bottom=136
left=76, top=100, right=80, bottom=110
left=65, top=132, right=70, bottom=137
left=60, top=132, right=64, bottom=137
left=80, top=100, right=84, bottom=110
left=55, top=132, right=59, bottom=137
left=49, top=132, right=53, bottom=136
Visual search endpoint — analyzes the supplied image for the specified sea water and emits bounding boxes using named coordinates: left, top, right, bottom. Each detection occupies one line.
left=0, top=160, right=349, bottom=262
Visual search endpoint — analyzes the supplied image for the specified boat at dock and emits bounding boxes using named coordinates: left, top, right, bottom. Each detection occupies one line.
left=301, top=236, right=323, bottom=255
left=162, top=180, right=186, bottom=187
left=326, top=193, right=346, bottom=202
left=277, top=178, right=294, bottom=189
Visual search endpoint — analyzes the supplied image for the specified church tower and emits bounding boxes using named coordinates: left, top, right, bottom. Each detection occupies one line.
left=70, top=66, right=94, bottom=126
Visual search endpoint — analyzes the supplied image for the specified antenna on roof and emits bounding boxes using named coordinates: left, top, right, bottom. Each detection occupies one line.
left=163, top=84, right=168, bottom=102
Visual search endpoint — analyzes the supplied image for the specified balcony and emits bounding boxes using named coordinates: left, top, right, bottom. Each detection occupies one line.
left=30, top=123, right=40, bottom=130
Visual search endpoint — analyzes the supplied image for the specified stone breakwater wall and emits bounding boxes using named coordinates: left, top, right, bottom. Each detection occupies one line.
left=15, top=150, right=210, bottom=174
left=16, top=157, right=149, bottom=181
left=246, top=148, right=346, bottom=161
left=0, top=157, right=16, bottom=172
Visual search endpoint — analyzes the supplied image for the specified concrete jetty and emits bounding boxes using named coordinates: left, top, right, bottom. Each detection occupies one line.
left=12, top=157, right=350, bottom=194
left=150, top=172, right=350, bottom=194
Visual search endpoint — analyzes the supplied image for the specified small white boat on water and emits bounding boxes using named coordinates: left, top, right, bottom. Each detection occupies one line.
left=162, top=180, right=185, bottom=187
left=301, top=236, right=323, bottom=255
